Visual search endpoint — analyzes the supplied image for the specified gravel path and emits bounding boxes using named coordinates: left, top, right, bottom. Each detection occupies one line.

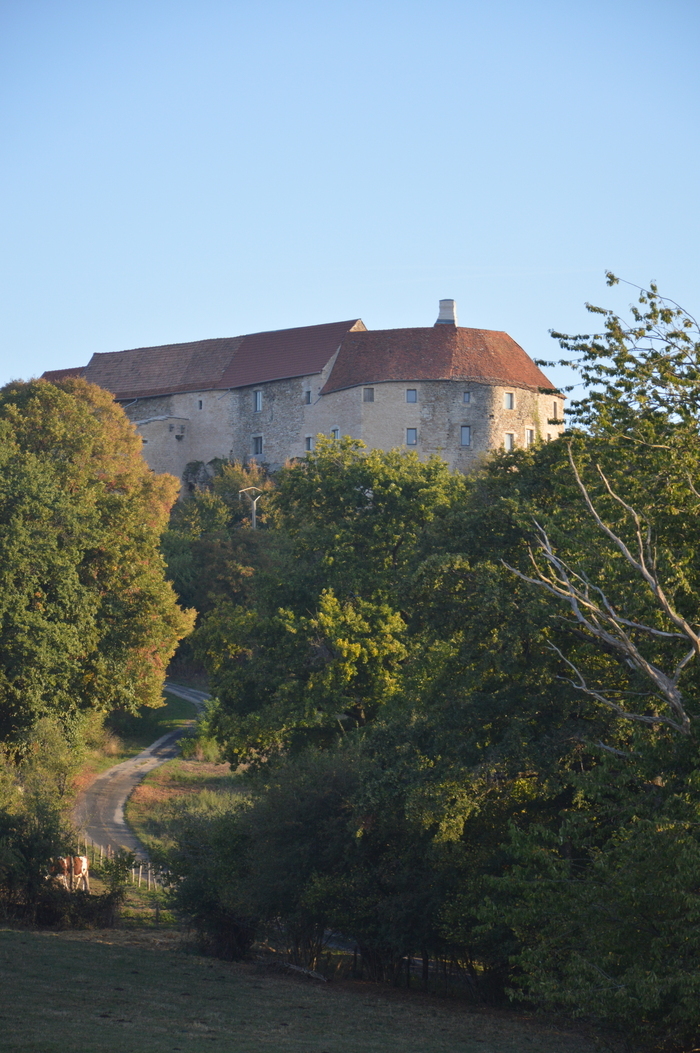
left=72, top=682, right=211, bottom=858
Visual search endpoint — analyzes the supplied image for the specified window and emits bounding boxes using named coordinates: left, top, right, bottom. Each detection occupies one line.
left=504, top=392, right=515, bottom=410
left=525, top=429, right=535, bottom=446
left=406, top=389, right=417, bottom=403
left=504, top=433, right=515, bottom=451
left=552, top=400, right=558, bottom=420
left=363, top=387, right=375, bottom=403
left=253, top=390, right=262, bottom=412
left=406, top=428, right=418, bottom=445
left=142, top=438, right=148, bottom=444
left=547, top=432, right=552, bottom=442
left=460, top=425, right=471, bottom=447
left=198, top=399, right=203, bottom=410
left=305, top=436, right=313, bottom=451
left=168, top=423, right=174, bottom=432
left=252, top=436, right=263, bottom=456
left=304, top=390, right=312, bottom=404
left=463, top=391, right=471, bottom=404
left=179, top=425, right=185, bottom=433
left=331, top=427, right=340, bottom=440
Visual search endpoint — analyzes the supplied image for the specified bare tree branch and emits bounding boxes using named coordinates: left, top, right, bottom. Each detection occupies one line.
left=503, top=453, right=695, bottom=735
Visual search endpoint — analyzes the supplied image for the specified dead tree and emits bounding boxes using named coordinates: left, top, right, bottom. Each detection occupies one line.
left=504, top=445, right=695, bottom=735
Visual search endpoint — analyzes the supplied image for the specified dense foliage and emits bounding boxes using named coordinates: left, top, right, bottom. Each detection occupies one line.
left=164, top=280, right=700, bottom=1051
left=0, top=377, right=195, bottom=745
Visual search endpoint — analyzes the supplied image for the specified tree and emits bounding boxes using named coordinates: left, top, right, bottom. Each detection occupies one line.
left=0, top=377, right=194, bottom=744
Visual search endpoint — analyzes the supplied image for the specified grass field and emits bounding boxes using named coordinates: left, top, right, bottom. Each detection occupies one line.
left=0, top=928, right=597, bottom=1053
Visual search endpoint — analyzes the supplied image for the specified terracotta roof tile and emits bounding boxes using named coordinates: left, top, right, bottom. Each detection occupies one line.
left=40, top=366, right=86, bottom=382
left=43, top=320, right=365, bottom=400
left=321, top=327, right=558, bottom=394
left=219, top=319, right=366, bottom=389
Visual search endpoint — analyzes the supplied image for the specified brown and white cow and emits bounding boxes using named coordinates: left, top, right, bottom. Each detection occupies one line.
left=48, top=855, right=90, bottom=892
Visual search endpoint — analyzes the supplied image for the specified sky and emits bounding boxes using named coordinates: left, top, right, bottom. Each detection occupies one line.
left=1, top=0, right=699, bottom=396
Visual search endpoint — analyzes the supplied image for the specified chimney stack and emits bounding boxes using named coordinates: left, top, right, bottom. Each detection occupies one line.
left=435, top=299, right=458, bottom=326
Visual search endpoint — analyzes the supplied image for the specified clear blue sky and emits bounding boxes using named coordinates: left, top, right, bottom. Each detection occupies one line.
left=1, top=0, right=699, bottom=395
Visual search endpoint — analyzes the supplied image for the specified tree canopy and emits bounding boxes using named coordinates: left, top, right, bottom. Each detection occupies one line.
left=0, top=377, right=194, bottom=744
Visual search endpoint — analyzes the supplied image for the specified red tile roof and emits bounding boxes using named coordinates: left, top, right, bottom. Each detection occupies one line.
left=40, top=366, right=86, bottom=383
left=321, top=326, right=558, bottom=394
left=72, top=320, right=365, bottom=399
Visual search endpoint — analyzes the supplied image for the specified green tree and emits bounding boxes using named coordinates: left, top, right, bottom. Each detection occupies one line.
left=0, top=377, right=194, bottom=744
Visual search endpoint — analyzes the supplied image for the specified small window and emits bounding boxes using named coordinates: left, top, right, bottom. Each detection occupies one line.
left=304, top=390, right=312, bottom=404
left=168, top=423, right=174, bottom=432
left=525, top=429, right=535, bottom=446
left=406, top=389, right=417, bottom=403
left=463, top=391, right=471, bottom=404
left=552, top=400, right=558, bottom=420
left=198, top=399, right=203, bottom=410
left=504, top=433, right=515, bottom=451
left=179, top=425, right=185, bottom=433
left=406, top=428, right=418, bottom=446
left=331, top=427, right=340, bottom=440
left=547, top=432, right=552, bottom=442
left=253, top=391, right=262, bottom=412
left=305, top=436, right=313, bottom=451
left=504, top=392, right=515, bottom=410
left=142, top=438, right=148, bottom=444
left=363, top=387, right=375, bottom=403
left=252, top=436, right=263, bottom=456
left=460, top=425, right=471, bottom=447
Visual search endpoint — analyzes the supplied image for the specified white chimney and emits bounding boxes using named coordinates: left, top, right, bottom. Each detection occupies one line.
left=435, top=299, right=458, bottom=326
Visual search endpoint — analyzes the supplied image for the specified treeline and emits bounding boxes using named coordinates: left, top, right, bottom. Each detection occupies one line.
left=163, top=279, right=700, bottom=1052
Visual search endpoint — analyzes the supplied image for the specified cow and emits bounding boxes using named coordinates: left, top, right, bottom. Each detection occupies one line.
left=70, top=855, right=90, bottom=892
left=47, top=855, right=90, bottom=892
left=48, top=856, right=70, bottom=889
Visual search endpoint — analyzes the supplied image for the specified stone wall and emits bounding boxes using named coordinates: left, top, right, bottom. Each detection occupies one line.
left=120, top=375, right=566, bottom=481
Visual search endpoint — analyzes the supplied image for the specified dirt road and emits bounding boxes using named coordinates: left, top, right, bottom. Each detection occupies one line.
left=72, top=682, right=210, bottom=857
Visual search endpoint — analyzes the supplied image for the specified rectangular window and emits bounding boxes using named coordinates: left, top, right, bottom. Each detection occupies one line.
left=406, top=389, right=417, bottom=403
left=305, top=436, right=313, bottom=451
left=463, top=391, right=471, bottom=403
left=406, top=428, right=418, bottom=445
left=504, top=433, right=515, bottom=451
left=252, top=436, right=263, bottom=456
left=552, top=400, right=558, bottom=420
left=525, top=429, right=535, bottom=446
left=304, top=390, right=312, bottom=404
left=198, top=399, right=203, bottom=410
left=331, top=427, right=340, bottom=440
left=363, top=387, right=375, bottom=403
left=504, top=392, right=515, bottom=410
left=460, top=425, right=471, bottom=446
left=253, top=390, right=262, bottom=412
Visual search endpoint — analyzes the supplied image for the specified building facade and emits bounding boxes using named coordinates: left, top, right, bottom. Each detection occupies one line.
left=43, top=302, right=565, bottom=482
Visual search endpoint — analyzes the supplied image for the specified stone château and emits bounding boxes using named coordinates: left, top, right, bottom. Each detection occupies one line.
left=43, top=300, right=564, bottom=482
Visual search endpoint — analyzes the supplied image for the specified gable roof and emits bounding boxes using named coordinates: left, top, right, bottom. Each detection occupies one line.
left=41, top=366, right=86, bottom=383
left=321, top=326, right=558, bottom=394
left=45, top=320, right=366, bottom=400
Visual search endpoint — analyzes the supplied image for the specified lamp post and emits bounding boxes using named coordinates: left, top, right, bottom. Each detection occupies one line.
left=239, top=486, right=264, bottom=529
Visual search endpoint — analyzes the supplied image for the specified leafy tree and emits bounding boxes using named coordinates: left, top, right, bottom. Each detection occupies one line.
left=0, top=377, right=194, bottom=744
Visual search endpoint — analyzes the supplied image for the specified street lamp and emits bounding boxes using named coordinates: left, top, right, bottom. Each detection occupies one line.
left=239, top=486, right=264, bottom=529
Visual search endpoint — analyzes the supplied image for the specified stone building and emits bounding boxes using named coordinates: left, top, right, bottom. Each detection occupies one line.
left=43, top=301, right=564, bottom=481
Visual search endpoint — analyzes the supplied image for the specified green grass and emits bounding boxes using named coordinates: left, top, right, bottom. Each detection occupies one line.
left=0, top=929, right=596, bottom=1053
left=125, top=756, right=246, bottom=855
